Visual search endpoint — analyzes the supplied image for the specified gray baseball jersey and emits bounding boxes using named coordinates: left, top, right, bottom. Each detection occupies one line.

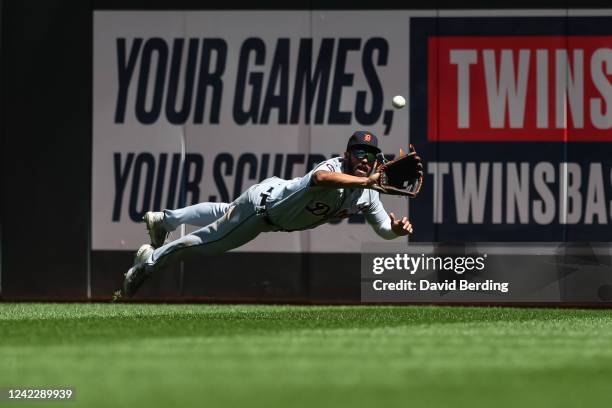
left=146, top=157, right=397, bottom=268
left=264, top=157, right=389, bottom=232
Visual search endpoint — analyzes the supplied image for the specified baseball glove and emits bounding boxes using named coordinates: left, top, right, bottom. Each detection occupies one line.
left=371, top=144, right=424, bottom=198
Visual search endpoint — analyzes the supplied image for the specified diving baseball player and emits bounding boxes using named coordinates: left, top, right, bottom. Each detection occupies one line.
left=119, top=131, right=418, bottom=298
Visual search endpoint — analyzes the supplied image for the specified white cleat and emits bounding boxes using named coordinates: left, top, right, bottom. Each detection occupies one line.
left=134, top=243, right=154, bottom=264
left=143, top=211, right=169, bottom=248
left=121, top=244, right=155, bottom=298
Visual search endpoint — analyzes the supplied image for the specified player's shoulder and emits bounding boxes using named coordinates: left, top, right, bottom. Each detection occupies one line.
left=313, top=156, right=343, bottom=173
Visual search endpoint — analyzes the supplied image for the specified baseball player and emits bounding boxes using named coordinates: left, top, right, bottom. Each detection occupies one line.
left=120, top=131, right=417, bottom=298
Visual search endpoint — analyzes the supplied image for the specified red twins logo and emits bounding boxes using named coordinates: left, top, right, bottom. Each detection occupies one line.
left=428, top=36, right=612, bottom=142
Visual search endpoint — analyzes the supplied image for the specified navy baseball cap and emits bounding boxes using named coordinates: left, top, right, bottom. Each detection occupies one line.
left=346, top=131, right=381, bottom=153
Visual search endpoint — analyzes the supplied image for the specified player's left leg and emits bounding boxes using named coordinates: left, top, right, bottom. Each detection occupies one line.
left=122, top=182, right=278, bottom=297
left=144, top=202, right=231, bottom=248
left=147, top=207, right=272, bottom=269
left=164, top=202, right=231, bottom=228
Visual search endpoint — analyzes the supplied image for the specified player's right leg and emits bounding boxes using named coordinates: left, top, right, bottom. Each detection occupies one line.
left=143, top=202, right=231, bottom=248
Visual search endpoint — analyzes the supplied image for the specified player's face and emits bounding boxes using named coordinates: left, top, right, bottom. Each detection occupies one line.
left=346, top=148, right=377, bottom=177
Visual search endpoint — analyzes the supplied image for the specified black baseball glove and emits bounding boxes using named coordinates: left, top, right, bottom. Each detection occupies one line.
left=371, top=145, right=424, bottom=198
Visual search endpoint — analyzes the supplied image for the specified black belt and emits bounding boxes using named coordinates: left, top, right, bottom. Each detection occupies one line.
left=258, top=187, right=274, bottom=208
left=258, top=187, right=277, bottom=227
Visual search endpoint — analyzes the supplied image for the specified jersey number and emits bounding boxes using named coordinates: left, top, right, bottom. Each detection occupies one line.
left=306, top=202, right=331, bottom=216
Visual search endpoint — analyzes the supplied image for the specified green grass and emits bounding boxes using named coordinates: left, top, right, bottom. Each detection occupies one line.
left=1, top=304, right=612, bottom=408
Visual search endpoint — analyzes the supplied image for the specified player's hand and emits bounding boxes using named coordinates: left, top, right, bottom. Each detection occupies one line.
left=389, top=212, right=413, bottom=236
left=366, top=172, right=380, bottom=187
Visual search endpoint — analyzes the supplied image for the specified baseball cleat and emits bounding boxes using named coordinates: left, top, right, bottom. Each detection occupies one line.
left=143, top=211, right=168, bottom=248
left=112, top=290, right=122, bottom=302
left=134, top=243, right=154, bottom=264
left=122, top=244, right=155, bottom=297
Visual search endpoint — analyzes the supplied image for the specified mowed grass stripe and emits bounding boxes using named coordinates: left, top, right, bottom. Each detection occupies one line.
left=1, top=304, right=611, bottom=408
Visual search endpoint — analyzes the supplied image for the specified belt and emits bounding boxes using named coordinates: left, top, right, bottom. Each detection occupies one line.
left=258, top=187, right=277, bottom=228
left=257, top=187, right=289, bottom=231
left=258, top=186, right=274, bottom=208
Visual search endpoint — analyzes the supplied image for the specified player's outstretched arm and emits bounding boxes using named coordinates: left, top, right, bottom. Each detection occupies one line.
left=389, top=212, right=413, bottom=236
left=364, top=201, right=414, bottom=240
left=312, top=171, right=380, bottom=189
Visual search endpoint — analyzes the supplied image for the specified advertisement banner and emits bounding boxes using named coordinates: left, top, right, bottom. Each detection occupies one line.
left=93, top=11, right=412, bottom=251
left=93, top=10, right=612, bottom=251
left=410, top=15, right=612, bottom=242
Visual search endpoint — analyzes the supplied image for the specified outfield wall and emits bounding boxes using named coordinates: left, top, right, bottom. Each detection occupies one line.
left=2, top=0, right=612, bottom=302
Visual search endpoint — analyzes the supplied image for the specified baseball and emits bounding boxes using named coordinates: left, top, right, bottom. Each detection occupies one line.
left=392, top=95, right=406, bottom=109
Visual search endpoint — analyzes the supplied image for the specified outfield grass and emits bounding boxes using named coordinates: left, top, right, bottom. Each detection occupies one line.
left=1, top=304, right=612, bottom=408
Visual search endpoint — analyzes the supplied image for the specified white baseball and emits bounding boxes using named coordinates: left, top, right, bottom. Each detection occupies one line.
left=392, top=95, right=406, bottom=109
